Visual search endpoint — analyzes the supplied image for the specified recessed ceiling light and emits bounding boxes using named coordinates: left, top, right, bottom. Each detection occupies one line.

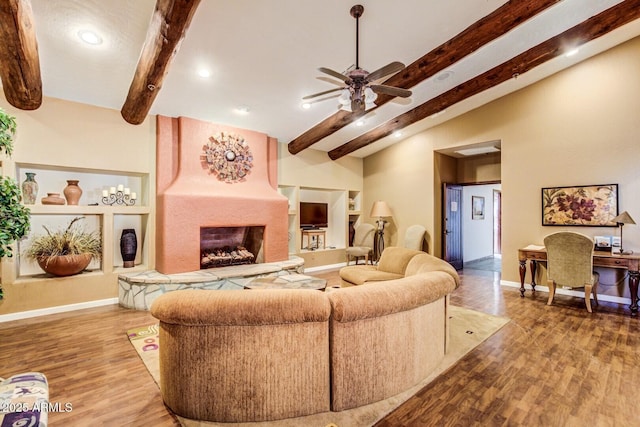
left=565, top=48, right=580, bottom=57
left=356, top=120, right=365, bottom=127
left=197, top=69, right=211, bottom=78
left=235, top=106, right=250, bottom=114
left=394, top=131, right=403, bottom=138
left=301, top=102, right=311, bottom=110
left=436, top=70, right=454, bottom=81
left=78, top=29, right=102, bottom=45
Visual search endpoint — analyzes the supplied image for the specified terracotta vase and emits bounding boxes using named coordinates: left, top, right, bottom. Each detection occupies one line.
left=37, top=253, right=92, bottom=276
left=63, top=180, right=83, bottom=205
left=21, top=172, right=38, bottom=205
left=120, top=229, right=137, bottom=268
left=41, top=192, right=65, bottom=205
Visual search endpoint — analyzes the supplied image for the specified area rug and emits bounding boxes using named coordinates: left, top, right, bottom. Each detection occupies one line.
left=127, top=306, right=509, bottom=427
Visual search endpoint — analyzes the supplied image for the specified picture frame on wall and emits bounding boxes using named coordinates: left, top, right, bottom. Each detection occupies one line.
left=541, top=184, right=618, bottom=226
left=472, top=196, right=485, bottom=220
left=594, top=235, right=612, bottom=251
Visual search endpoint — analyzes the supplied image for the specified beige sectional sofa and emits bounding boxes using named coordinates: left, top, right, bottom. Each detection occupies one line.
left=339, top=246, right=461, bottom=288
left=150, top=247, right=459, bottom=423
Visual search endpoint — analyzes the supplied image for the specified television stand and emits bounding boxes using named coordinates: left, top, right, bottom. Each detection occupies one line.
left=301, top=229, right=326, bottom=250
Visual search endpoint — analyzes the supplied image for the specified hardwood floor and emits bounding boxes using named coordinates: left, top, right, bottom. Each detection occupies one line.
left=0, top=267, right=637, bottom=426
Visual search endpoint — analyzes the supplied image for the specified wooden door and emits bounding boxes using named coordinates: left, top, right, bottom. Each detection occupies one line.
left=443, top=183, right=463, bottom=270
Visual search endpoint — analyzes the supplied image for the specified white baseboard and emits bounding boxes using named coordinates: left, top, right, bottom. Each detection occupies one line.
left=0, top=298, right=119, bottom=323
left=500, top=280, right=632, bottom=305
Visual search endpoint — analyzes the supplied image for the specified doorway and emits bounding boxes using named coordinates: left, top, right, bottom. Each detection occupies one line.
left=442, top=182, right=502, bottom=273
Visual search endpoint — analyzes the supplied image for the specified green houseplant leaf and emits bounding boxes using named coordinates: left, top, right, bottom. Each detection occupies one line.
left=0, top=108, right=31, bottom=300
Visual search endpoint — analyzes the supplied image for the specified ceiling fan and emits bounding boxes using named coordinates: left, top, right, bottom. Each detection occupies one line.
left=303, top=4, right=412, bottom=113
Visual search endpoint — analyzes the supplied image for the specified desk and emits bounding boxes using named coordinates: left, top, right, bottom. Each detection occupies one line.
left=518, top=246, right=640, bottom=314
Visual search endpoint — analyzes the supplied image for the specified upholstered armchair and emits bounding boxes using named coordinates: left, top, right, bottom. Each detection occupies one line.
left=404, top=224, right=426, bottom=250
left=544, top=231, right=599, bottom=312
left=346, top=223, right=375, bottom=265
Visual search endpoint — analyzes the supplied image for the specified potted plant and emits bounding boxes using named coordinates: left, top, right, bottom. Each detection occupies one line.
left=24, top=216, right=102, bottom=277
left=0, top=108, right=31, bottom=299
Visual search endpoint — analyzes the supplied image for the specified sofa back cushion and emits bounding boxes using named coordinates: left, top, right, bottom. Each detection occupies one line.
left=405, top=253, right=461, bottom=288
left=151, top=289, right=331, bottom=326
left=376, top=246, right=423, bottom=275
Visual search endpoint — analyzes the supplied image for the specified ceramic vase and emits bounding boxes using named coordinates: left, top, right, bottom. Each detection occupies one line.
left=41, top=192, right=65, bottom=205
left=120, top=229, right=137, bottom=268
left=21, top=172, right=38, bottom=205
left=63, top=180, right=82, bottom=205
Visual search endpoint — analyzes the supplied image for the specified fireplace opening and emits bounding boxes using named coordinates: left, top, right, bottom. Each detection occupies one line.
left=200, top=226, right=265, bottom=269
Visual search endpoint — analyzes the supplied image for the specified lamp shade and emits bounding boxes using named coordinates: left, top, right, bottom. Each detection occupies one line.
left=612, top=211, right=636, bottom=225
left=370, top=201, right=392, bottom=218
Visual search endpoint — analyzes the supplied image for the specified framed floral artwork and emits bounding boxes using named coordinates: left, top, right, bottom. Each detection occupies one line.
left=541, top=184, right=618, bottom=226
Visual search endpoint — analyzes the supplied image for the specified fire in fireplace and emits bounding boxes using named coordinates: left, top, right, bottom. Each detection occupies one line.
left=200, top=226, right=265, bottom=269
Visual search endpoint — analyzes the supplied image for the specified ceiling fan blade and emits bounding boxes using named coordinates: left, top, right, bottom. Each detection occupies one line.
left=318, top=67, right=352, bottom=84
left=370, top=84, right=412, bottom=98
left=302, top=87, right=344, bottom=100
left=367, top=61, right=405, bottom=82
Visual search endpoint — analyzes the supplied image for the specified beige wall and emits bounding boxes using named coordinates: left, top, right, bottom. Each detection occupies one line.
left=278, top=143, right=363, bottom=191
left=457, top=152, right=501, bottom=183
left=364, top=35, right=640, bottom=284
left=0, top=96, right=156, bottom=315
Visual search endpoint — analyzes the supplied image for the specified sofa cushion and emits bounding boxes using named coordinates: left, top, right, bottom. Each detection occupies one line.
left=151, top=289, right=331, bottom=422
left=339, top=265, right=403, bottom=286
left=151, top=289, right=331, bottom=326
left=405, top=253, right=461, bottom=288
left=328, top=272, right=456, bottom=411
left=329, top=271, right=457, bottom=322
left=376, top=247, right=423, bottom=275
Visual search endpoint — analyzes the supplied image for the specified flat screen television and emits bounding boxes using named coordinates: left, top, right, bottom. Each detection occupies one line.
left=300, top=202, right=328, bottom=229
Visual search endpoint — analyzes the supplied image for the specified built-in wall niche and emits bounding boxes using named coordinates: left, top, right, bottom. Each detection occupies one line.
left=18, top=214, right=102, bottom=277
left=348, top=190, right=362, bottom=213
left=299, top=188, right=346, bottom=250
left=113, top=214, right=144, bottom=268
left=16, top=164, right=145, bottom=206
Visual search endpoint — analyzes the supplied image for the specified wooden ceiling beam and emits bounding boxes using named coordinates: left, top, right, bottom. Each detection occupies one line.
left=0, top=0, right=42, bottom=110
left=121, top=0, right=201, bottom=125
left=328, top=0, right=640, bottom=160
left=287, top=0, right=561, bottom=155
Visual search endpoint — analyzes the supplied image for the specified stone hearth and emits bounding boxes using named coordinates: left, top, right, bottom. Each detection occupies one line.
left=119, top=256, right=304, bottom=310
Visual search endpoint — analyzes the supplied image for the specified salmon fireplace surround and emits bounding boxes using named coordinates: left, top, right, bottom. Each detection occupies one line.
left=155, top=116, right=289, bottom=275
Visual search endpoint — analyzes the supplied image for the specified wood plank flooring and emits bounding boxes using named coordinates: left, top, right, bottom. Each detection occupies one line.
left=0, top=267, right=638, bottom=426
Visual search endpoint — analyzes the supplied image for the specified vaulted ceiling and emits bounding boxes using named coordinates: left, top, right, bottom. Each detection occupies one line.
left=1, top=0, right=640, bottom=159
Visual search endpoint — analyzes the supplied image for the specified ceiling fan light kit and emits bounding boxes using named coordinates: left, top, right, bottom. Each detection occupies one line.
left=303, top=4, right=412, bottom=113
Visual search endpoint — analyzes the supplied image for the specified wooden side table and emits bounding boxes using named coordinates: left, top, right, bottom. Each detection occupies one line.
left=301, top=229, right=326, bottom=250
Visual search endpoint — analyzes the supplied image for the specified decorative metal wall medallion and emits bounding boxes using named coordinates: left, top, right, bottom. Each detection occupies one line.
left=201, top=132, right=253, bottom=183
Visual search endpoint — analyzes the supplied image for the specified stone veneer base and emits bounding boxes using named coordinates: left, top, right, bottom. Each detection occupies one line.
left=118, top=256, right=305, bottom=310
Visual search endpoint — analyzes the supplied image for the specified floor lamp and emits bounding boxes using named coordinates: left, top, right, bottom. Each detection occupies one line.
left=370, top=201, right=392, bottom=262
left=612, top=211, right=636, bottom=255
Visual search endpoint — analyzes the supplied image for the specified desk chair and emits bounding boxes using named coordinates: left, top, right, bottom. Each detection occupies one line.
left=346, top=223, right=375, bottom=265
left=544, top=231, right=599, bottom=312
